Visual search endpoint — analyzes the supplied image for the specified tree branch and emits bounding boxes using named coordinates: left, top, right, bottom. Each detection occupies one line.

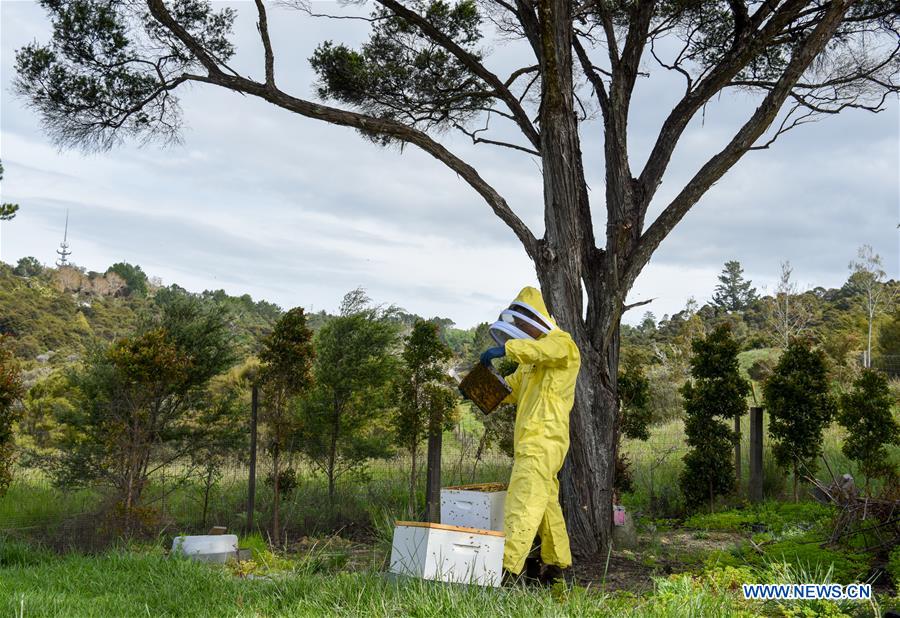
left=374, top=0, right=540, bottom=150
left=636, top=0, right=810, bottom=211
left=191, top=72, right=539, bottom=257
left=626, top=0, right=857, bottom=291
left=146, top=0, right=224, bottom=77
left=453, top=122, right=540, bottom=155
left=623, top=297, right=655, bottom=313
left=146, top=0, right=539, bottom=257
left=573, top=36, right=609, bottom=118
left=255, top=0, right=275, bottom=88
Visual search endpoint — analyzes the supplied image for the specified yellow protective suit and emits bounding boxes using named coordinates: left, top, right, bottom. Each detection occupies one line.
left=500, top=287, right=580, bottom=574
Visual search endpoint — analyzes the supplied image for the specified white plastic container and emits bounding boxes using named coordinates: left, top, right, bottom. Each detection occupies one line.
left=441, top=483, right=506, bottom=532
left=389, top=521, right=505, bottom=587
left=171, top=534, right=238, bottom=563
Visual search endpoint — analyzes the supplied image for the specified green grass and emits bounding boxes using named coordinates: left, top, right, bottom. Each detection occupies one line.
left=0, top=473, right=98, bottom=530
left=3, top=543, right=893, bottom=617
left=0, top=545, right=770, bottom=618
left=684, top=502, right=835, bottom=535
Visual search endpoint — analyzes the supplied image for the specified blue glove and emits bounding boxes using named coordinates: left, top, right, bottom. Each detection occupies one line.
left=480, top=346, right=506, bottom=366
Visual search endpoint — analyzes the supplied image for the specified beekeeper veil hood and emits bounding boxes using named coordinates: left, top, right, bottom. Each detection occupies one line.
left=489, top=286, right=556, bottom=346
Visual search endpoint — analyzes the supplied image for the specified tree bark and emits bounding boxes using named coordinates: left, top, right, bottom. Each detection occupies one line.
left=202, top=466, right=214, bottom=528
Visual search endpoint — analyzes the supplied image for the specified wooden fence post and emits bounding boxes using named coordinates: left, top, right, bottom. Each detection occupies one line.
left=734, top=414, right=742, bottom=490
left=424, top=427, right=442, bottom=523
left=749, top=406, right=763, bottom=503
left=247, top=384, right=258, bottom=532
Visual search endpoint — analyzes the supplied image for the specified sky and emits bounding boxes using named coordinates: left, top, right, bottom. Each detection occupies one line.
left=1, top=1, right=898, bottom=328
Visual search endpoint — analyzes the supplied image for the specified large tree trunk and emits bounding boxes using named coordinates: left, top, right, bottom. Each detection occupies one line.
left=558, top=332, right=619, bottom=559
left=533, top=0, right=621, bottom=560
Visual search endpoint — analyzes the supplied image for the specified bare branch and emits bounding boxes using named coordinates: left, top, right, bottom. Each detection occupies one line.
left=649, top=30, right=694, bottom=95
left=453, top=122, right=540, bottom=155
left=573, top=36, right=610, bottom=118
left=505, top=65, right=539, bottom=87
left=623, top=298, right=655, bottom=313
left=254, top=0, right=275, bottom=88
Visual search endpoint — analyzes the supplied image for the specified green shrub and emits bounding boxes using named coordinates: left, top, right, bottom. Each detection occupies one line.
left=238, top=532, right=269, bottom=560
left=680, top=325, right=749, bottom=510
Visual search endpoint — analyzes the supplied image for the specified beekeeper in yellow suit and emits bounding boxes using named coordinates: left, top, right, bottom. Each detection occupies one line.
left=478, top=286, right=581, bottom=584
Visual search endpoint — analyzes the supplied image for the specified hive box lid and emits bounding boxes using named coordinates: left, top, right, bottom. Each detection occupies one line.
left=394, top=521, right=505, bottom=538
left=443, top=483, right=507, bottom=492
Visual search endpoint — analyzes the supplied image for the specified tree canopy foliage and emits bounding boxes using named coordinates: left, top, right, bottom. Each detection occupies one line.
left=46, top=294, right=236, bottom=526
left=294, top=289, right=400, bottom=503
left=394, top=320, right=455, bottom=513
left=0, top=336, right=24, bottom=493
left=713, top=261, right=758, bottom=313
left=0, top=161, right=20, bottom=222
left=258, top=307, right=315, bottom=538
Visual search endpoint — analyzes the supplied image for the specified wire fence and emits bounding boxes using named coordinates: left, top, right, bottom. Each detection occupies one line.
left=870, top=354, right=900, bottom=378
left=0, top=444, right=514, bottom=552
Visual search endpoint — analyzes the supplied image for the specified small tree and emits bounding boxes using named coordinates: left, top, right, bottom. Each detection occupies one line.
left=679, top=325, right=749, bottom=510
left=190, top=375, right=246, bottom=528
left=51, top=294, right=235, bottom=530
left=394, top=320, right=454, bottom=517
left=106, top=262, right=149, bottom=297
left=848, top=245, right=894, bottom=368
left=837, top=369, right=899, bottom=494
left=769, top=261, right=812, bottom=349
left=713, top=260, right=758, bottom=313
left=295, top=289, right=397, bottom=505
left=258, top=307, right=315, bottom=540
left=13, top=257, right=43, bottom=278
left=619, top=366, right=652, bottom=442
left=764, top=338, right=836, bottom=501
left=0, top=335, right=24, bottom=494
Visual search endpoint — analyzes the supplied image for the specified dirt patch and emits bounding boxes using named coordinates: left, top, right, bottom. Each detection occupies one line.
left=571, top=528, right=745, bottom=592
left=572, top=553, right=656, bottom=593
left=656, top=529, right=744, bottom=556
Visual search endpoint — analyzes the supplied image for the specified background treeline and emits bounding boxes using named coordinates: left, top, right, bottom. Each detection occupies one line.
left=0, top=249, right=897, bottom=545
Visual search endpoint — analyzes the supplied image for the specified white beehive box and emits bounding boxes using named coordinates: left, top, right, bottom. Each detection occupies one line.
left=389, top=521, right=505, bottom=587
left=441, top=483, right=507, bottom=532
left=171, top=534, right=238, bottom=563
